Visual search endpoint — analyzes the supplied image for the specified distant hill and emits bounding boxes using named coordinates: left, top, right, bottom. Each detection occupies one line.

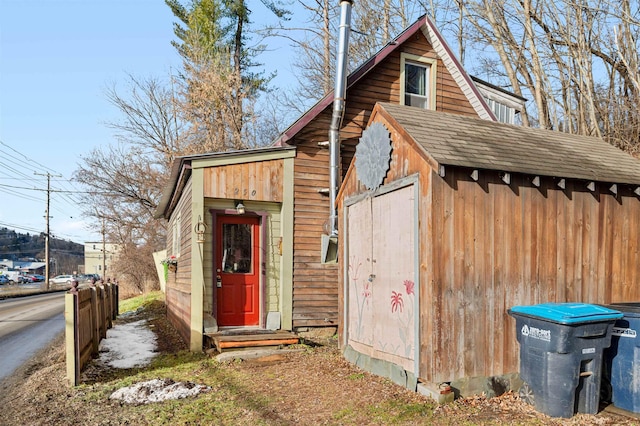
left=0, top=228, right=83, bottom=274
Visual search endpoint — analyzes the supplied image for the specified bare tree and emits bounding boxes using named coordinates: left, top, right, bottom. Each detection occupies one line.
left=74, top=75, right=183, bottom=292
left=263, top=0, right=427, bottom=111
left=452, top=0, right=640, bottom=153
left=74, top=0, right=292, bottom=293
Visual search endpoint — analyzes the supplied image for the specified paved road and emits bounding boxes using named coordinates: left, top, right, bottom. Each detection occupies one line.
left=0, top=293, right=65, bottom=381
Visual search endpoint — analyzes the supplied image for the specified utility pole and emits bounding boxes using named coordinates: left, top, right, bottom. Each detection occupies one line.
left=101, top=216, right=106, bottom=278
left=35, top=172, right=61, bottom=290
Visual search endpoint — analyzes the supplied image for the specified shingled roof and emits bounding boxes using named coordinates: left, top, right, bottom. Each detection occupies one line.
left=376, top=102, right=640, bottom=185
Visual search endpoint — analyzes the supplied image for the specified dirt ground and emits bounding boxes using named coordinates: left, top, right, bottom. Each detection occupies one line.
left=0, top=300, right=638, bottom=426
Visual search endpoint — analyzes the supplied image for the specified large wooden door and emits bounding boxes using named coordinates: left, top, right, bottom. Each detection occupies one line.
left=346, top=184, right=417, bottom=373
left=216, top=216, right=260, bottom=326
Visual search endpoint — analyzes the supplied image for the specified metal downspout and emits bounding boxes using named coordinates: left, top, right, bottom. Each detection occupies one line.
left=328, top=0, right=353, bottom=237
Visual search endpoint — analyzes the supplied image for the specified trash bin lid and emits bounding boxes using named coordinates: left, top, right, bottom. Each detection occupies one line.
left=601, top=303, right=640, bottom=317
left=508, top=303, right=623, bottom=324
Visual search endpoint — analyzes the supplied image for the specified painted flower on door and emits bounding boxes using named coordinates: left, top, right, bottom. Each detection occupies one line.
left=381, top=280, right=415, bottom=358
left=390, top=291, right=403, bottom=312
left=404, top=279, right=414, bottom=296
left=348, top=257, right=373, bottom=344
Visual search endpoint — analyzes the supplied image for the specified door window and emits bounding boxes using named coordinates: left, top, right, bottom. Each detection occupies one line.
left=221, top=223, right=253, bottom=273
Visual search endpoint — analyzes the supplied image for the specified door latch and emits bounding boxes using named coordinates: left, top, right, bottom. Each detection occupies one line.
left=216, top=275, right=222, bottom=288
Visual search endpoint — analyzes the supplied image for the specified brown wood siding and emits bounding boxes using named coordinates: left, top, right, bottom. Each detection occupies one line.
left=165, top=179, right=193, bottom=345
left=166, top=286, right=191, bottom=344
left=203, top=159, right=284, bottom=202
left=292, top=31, right=482, bottom=329
left=291, top=142, right=339, bottom=327
left=426, top=169, right=640, bottom=383
left=339, top=111, right=640, bottom=385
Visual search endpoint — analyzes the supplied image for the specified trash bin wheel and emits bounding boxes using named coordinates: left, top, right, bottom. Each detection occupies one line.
left=519, top=382, right=535, bottom=405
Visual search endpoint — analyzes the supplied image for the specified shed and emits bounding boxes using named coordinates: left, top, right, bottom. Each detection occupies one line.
left=337, top=102, right=640, bottom=396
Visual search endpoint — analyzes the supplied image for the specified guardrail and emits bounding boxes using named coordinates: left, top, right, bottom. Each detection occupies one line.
left=65, top=281, right=118, bottom=386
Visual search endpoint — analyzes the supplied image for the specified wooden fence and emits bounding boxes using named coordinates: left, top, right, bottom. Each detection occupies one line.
left=65, top=282, right=118, bottom=386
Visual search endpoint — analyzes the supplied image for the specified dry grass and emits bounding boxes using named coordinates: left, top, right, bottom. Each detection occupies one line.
left=0, top=294, right=637, bottom=426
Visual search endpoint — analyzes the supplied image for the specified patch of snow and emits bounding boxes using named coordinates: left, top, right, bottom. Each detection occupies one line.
left=98, top=319, right=157, bottom=368
left=109, top=378, right=210, bottom=404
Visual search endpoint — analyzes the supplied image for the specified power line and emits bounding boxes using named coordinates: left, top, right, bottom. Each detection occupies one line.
left=0, top=139, right=106, bottom=244
left=0, top=221, right=43, bottom=234
left=0, top=140, right=63, bottom=175
left=0, top=186, right=44, bottom=203
left=0, top=182, right=111, bottom=195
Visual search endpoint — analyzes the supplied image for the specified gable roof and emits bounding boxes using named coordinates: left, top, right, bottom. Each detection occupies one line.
left=376, top=102, right=640, bottom=185
left=273, top=15, right=495, bottom=146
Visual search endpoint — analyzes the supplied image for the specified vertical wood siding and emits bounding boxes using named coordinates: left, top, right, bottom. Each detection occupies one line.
left=425, top=170, right=640, bottom=383
left=339, top=112, right=640, bottom=386
left=292, top=33, right=481, bottom=328
left=203, top=159, right=284, bottom=202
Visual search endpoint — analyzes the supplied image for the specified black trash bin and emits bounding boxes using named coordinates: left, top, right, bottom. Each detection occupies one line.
left=508, top=303, right=622, bottom=418
left=601, top=303, right=640, bottom=413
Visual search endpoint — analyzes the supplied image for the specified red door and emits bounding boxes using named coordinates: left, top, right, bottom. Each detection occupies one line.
left=216, top=215, right=260, bottom=326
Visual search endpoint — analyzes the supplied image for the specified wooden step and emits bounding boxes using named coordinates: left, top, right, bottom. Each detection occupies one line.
left=206, top=331, right=299, bottom=353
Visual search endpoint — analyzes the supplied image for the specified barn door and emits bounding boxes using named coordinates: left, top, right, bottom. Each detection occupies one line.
left=216, top=216, right=260, bottom=326
left=346, top=184, right=417, bottom=373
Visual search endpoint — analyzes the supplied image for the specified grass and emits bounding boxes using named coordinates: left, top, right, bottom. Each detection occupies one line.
left=77, top=352, right=280, bottom=425
left=73, top=291, right=285, bottom=424
left=118, top=290, right=164, bottom=313
left=47, top=290, right=581, bottom=426
left=347, top=372, right=365, bottom=380
left=333, top=397, right=438, bottom=424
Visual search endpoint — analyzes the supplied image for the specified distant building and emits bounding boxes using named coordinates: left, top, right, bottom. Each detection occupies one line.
left=84, top=242, right=120, bottom=278
left=0, top=259, right=45, bottom=274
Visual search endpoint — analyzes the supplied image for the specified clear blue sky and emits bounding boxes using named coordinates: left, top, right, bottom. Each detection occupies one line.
left=0, top=0, right=296, bottom=245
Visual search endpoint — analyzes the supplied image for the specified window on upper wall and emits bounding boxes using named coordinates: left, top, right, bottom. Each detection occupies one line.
left=401, top=53, right=436, bottom=110
left=484, top=98, right=516, bottom=124
left=472, top=76, right=526, bottom=125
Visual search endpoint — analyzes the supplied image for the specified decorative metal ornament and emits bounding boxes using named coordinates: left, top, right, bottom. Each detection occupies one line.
left=355, top=122, right=392, bottom=190
left=194, top=215, right=208, bottom=243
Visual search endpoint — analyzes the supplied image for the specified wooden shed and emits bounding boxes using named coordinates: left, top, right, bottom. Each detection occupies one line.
left=337, top=102, right=640, bottom=396
left=155, top=15, right=526, bottom=351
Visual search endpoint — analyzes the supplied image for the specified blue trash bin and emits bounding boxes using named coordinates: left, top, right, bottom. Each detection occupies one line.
left=601, top=303, right=640, bottom=413
left=508, top=303, right=622, bottom=418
